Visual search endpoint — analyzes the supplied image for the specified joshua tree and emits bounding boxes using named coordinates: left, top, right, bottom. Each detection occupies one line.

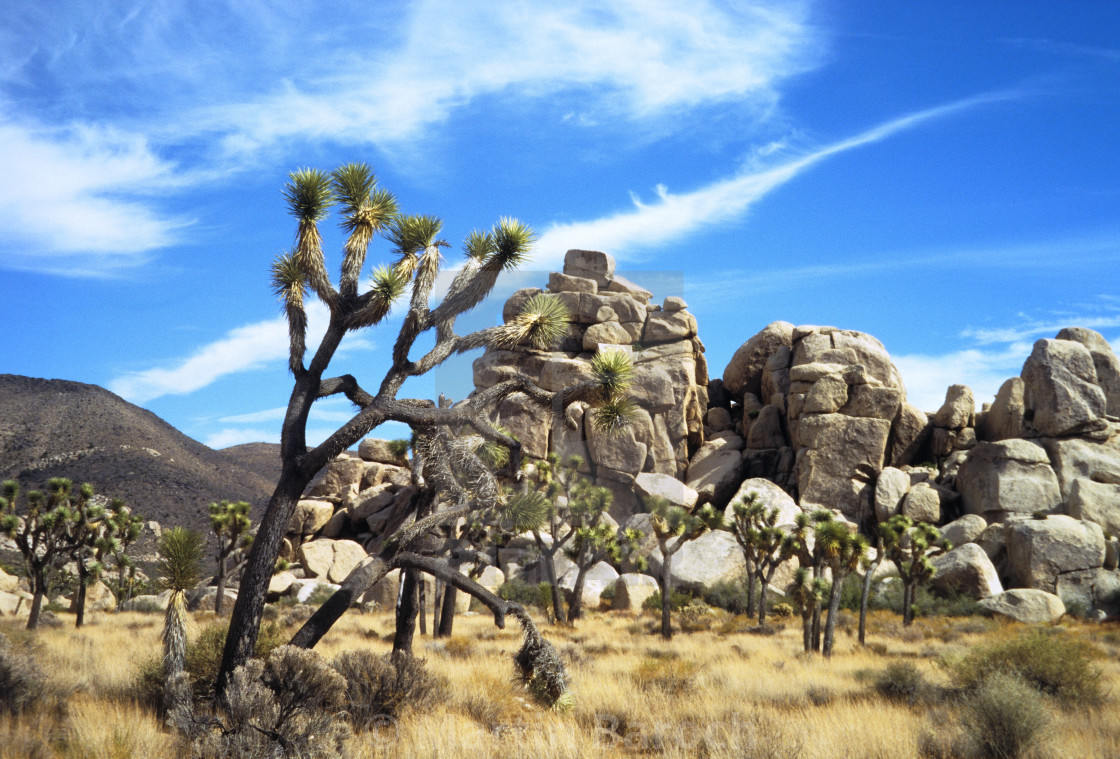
left=208, top=500, right=252, bottom=616
left=566, top=519, right=643, bottom=621
left=110, top=506, right=145, bottom=611
left=646, top=497, right=723, bottom=640
left=519, top=450, right=625, bottom=625
left=218, top=163, right=626, bottom=703
left=156, top=527, right=206, bottom=711
left=814, top=519, right=868, bottom=657
left=789, top=508, right=834, bottom=651
left=725, top=491, right=797, bottom=624
left=790, top=567, right=827, bottom=654
left=0, top=478, right=87, bottom=629
left=69, top=493, right=128, bottom=627
left=882, top=515, right=947, bottom=626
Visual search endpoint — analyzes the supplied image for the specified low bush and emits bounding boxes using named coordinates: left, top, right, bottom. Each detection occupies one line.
left=642, top=588, right=693, bottom=612
left=332, top=650, right=443, bottom=729
left=701, top=578, right=751, bottom=614
left=960, top=672, right=1051, bottom=759
left=948, top=628, right=1103, bottom=708
left=497, top=579, right=553, bottom=611
left=633, top=654, right=700, bottom=694
left=874, top=660, right=929, bottom=705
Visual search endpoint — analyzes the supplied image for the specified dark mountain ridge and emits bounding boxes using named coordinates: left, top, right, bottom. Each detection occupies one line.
left=0, top=374, right=280, bottom=535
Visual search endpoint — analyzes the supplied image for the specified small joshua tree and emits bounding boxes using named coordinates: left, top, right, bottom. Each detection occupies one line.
left=68, top=492, right=128, bottom=627
left=110, top=505, right=145, bottom=611
left=790, top=566, right=827, bottom=654
left=858, top=529, right=885, bottom=645
left=725, top=491, right=797, bottom=624
left=157, top=527, right=206, bottom=711
left=209, top=500, right=252, bottom=616
left=0, top=478, right=87, bottom=630
left=646, top=496, right=724, bottom=640
left=814, top=519, right=867, bottom=657
left=789, top=508, right=835, bottom=651
left=882, top=515, right=948, bottom=626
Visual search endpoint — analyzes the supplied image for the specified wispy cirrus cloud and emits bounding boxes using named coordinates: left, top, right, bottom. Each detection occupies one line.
left=109, top=303, right=373, bottom=403
left=0, top=120, right=192, bottom=274
left=533, top=92, right=1015, bottom=269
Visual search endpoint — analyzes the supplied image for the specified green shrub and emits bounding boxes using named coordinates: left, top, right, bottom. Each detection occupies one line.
left=677, top=599, right=716, bottom=633
left=948, top=629, right=1103, bottom=708
left=598, top=582, right=616, bottom=602
left=960, top=672, right=1051, bottom=759
left=332, top=650, right=444, bottom=728
left=304, top=583, right=337, bottom=606
left=642, top=588, right=693, bottom=612
left=770, top=602, right=794, bottom=618
left=874, top=660, right=929, bottom=705
left=633, top=654, right=699, bottom=694
left=497, top=579, right=553, bottom=611
left=871, top=580, right=983, bottom=619
left=701, top=578, right=751, bottom=614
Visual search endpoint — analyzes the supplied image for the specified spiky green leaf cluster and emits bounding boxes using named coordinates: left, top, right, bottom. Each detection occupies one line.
left=156, top=527, right=206, bottom=594
left=283, top=168, right=335, bottom=222
left=497, top=293, right=570, bottom=350
left=499, top=491, right=551, bottom=534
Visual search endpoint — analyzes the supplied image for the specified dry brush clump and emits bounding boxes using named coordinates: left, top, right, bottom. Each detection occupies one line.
left=332, top=649, right=444, bottom=729
left=0, top=632, right=44, bottom=716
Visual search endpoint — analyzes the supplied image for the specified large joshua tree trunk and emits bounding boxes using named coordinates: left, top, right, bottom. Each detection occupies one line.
left=393, top=568, right=421, bottom=654
left=437, top=584, right=458, bottom=637
left=75, top=565, right=89, bottom=628
left=568, top=563, right=590, bottom=621
left=535, top=538, right=567, bottom=625
left=214, top=554, right=228, bottom=617
left=745, top=565, right=757, bottom=618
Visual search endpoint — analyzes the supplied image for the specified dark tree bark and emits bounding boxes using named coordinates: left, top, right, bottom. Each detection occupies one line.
left=745, top=566, right=757, bottom=618
left=660, top=551, right=675, bottom=640
left=858, top=555, right=881, bottom=645
left=393, top=568, right=420, bottom=654
left=437, top=585, right=457, bottom=637
left=567, top=564, right=589, bottom=621
left=418, top=576, right=427, bottom=636
left=822, top=570, right=845, bottom=658
left=75, top=567, right=89, bottom=628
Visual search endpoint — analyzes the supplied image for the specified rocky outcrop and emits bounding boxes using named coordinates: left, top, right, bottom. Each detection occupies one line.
left=647, top=530, right=745, bottom=592
left=1004, top=515, right=1106, bottom=605
left=931, top=543, right=1002, bottom=599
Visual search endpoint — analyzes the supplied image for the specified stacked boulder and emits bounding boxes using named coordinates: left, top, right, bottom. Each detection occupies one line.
left=475, top=249, right=709, bottom=515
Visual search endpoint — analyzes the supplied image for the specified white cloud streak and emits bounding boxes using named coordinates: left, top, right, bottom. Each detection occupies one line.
left=109, top=303, right=372, bottom=403
left=533, top=93, right=1014, bottom=269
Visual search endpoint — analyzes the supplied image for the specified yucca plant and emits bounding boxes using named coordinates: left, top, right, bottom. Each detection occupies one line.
left=882, top=515, right=947, bottom=626
left=157, top=526, right=206, bottom=710
left=725, top=490, right=797, bottom=624
left=790, top=567, right=828, bottom=653
left=814, top=519, right=867, bottom=657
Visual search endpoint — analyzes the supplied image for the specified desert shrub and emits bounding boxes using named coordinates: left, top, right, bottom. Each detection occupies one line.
left=642, top=588, right=693, bottom=612
left=599, top=582, right=616, bottom=602
left=303, top=583, right=337, bottom=606
left=498, top=579, right=553, bottom=611
left=0, top=633, right=44, bottom=715
left=875, top=660, right=929, bottom=705
left=873, top=581, right=983, bottom=618
left=172, top=645, right=350, bottom=759
left=948, top=629, right=1103, bottom=708
left=332, top=650, right=443, bottom=729
left=959, top=672, right=1051, bottom=759
left=770, top=602, right=794, bottom=618
left=678, top=599, right=717, bottom=632
left=136, top=619, right=288, bottom=708
left=702, top=578, right=751, bottom=614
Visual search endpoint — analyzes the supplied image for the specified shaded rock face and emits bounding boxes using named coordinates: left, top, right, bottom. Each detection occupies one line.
left=1022, top=338, right=1108, bottom=438
left=473, top=250, right=708, bottom=516
left=956, top=440, right=1062, bottom=520
left=1004, top=515, right=1105, bottom=604
left=931, top=544, right=1002, bottom=599
left=978, top=589, right=1065, bottom=624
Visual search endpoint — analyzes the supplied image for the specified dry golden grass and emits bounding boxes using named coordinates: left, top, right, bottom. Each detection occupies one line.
left=2, top=607, right=1119, bottom=758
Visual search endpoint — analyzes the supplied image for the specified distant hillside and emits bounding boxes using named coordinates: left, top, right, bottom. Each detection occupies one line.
left=0, top=374, right=280, bottom=536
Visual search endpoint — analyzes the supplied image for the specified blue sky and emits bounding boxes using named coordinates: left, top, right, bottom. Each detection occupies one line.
left=3, top=1, right=1119, bottom=450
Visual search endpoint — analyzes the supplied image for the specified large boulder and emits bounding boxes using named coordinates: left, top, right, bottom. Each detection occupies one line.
left=931, top=544, right=1002, bottom=599
left=795, top=414, right=891, bottom=521
left=647, top=530, right=745, bottom=592
left=889, top=403, right=930, bottom=468
left=874, top=467, right=911, bottom=522
left=940, top=514, right=989, bottom=548
left=308, top=455, right=366, bottom=497
left=0, top=566, right=18, bottom=594
left=298, top=538, right=369, bottom=583
left=1022, top=338, right=1108, bottom=438
left=1004, top=516, right=1106, bottom=600
left=726, top=478, right=800, bottom=526
left=358, top=438, right=408, bottom=466
left=900, top=482, right=941, bottom=524
left=978, top=589, right=1065, bottom=624
left=1040, top=433, right=1120, bottom=502
left=1067, top=479, right=1120, bottom=536
left=563, top=249, right=615, bottom=287
left=933, top=385, right=975, bottom=429
left=955, top=440, right=1062, bottom=519
left=723, top=321, right=795, bottom=399
left=980, top=378, right=1025, bottom=441
left=633, top=473, right=698, bottom=510
left=685, top=435, right=744, bottom=507
left=288, top=499, right=335, bottom=536
left=1056, top=327, right=1120, bottom=417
